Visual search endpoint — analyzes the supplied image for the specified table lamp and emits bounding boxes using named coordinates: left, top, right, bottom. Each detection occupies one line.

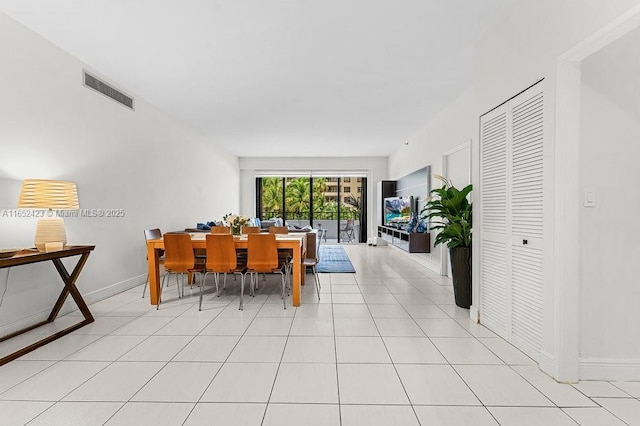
left=17, top=179, right=79, bottom=252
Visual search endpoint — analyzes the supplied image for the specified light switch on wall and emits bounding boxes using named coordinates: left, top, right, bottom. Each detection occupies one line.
left=584, top=187, right=596, bottom=207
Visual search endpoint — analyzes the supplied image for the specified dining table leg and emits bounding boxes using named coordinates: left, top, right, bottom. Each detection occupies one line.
left=292, top=245, right=301, bottom=306
left=147, top=242, right=160, bottom=305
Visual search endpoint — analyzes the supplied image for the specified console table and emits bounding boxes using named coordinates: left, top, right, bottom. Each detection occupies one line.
left=0, top=245, right=95, bottom=365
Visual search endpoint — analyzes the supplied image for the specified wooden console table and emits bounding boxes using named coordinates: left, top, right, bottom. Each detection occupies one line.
left=0, top=245, right=95, bottom=365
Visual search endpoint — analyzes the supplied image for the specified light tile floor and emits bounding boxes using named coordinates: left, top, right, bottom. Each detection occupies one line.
left=1, top=245, right=639, bottom=425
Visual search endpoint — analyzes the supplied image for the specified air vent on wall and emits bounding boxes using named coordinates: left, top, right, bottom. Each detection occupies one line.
left=83, top=71, right=134, bottom=110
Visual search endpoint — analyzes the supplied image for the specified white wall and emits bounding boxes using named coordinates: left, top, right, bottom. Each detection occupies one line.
left=389, top=88, right=475, bottom=273
left=0, top=12, right=239, bottom=336
left=579, top=76, right=640, bottom=375
left=239, top=156, right=387, bottom=241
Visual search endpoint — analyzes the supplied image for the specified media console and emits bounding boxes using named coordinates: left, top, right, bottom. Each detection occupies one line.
left=378, top=225, right=430, bottom=253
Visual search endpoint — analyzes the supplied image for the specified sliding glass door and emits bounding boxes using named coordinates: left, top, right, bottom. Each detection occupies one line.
left=258, top=177, right=284, bottom=220
left=284, top=177, right=310, bottom=228
left=256, top=175, right=366, bottom=243
left=312, top=177, right=335, bottom=240
left=338, top=177, right=362, bottom=243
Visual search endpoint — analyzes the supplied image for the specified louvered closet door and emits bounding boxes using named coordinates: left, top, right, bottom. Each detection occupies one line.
left=479, top=108, right=509, bottom=339
left=479, top=82, right=544, bottom=361
left=509, top=90, right=544, bottom=359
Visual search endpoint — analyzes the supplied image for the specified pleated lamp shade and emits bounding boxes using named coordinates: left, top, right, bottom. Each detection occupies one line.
left=18, top=179, right=79, bottom=252
left=18, top=179, right=79, bottom=210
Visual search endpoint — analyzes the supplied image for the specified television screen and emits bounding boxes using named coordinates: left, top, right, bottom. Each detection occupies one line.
left=384, top=196, right=412, bottom=227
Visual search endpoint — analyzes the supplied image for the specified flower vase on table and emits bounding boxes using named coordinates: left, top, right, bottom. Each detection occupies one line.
left=223, top=213, right=250, bottom=236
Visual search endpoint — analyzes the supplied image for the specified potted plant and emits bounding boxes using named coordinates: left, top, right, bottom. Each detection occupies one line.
left=421, top=175, right=472, bottom=308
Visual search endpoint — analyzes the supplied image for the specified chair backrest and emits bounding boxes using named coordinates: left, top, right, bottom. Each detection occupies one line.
left=144, top=228, right=164, bottom=259
left=314, top=230, right=322, bottom=261
left=210, top=226, right=231, bottom=234
left=242, top=226, right=261, bottom=234
left=163, top=233, right=195, bottom=272
left=343, top=219, right=354, bottom=230
left=268, top=226, right=289, bottom=234
left=302, top=230, right=318, bottom=260
left=144, top=228, right=162, bottom=241
left=205, top=234, right=237, bottom=272
left=247, top=233, right=279, bottom=272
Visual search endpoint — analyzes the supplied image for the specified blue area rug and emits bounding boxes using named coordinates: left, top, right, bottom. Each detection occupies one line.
left=317, top=245, right=356, bottom=273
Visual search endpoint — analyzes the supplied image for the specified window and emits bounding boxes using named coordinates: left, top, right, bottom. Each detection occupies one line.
left=256, top=175, right=367, bottom=243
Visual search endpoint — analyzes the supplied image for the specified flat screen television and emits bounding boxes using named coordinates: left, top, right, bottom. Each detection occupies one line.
left=384, top=196, right=413, bottom=227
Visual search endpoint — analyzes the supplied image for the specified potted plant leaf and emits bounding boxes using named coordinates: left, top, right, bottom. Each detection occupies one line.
left=421, top=175, right=472, bottom=308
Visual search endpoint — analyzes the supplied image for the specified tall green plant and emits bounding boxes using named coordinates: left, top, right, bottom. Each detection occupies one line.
left=420, top=175, right=472, bottom=248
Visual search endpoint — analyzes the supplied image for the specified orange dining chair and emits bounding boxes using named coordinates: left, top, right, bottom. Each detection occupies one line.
left=302, top=230, right=322, bottom=300
left=238, top=225, right=261, bottom=282
left=143, top=228, right=165, bottom=298
left=268, top=226, right=288, bottom=234
left=246, top=233, right=287, bottom=309
left=210, top=226, right=231, bottom=234
left=269, top=226, right=293, bottom=288
left=208, top=226, right=233, bottom=289
left=160, top=233, right=205, bottom=309
left=201, top=234, right=246, bottom=310
left=241, top=226, right=260, bottom=234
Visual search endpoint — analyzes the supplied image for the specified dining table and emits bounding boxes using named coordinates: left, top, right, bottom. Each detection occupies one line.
left=146, top=233, right=305, bottom=307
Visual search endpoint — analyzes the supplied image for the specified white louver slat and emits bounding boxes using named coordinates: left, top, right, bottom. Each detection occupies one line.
left=511, top=246, right=544, bottom=358
left=480, top=112, right=508, bottom=235
left=480, top=240, right=508, bottom=338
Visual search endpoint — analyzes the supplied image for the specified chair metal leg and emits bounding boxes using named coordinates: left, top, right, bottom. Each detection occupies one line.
left=199, top=271, right=207, bottom=311
left=239, top=272, right=245, bottom=310
left=280, top=271, right=287, bottom=310
left=313, top=265, right=320, bottom=300
left=254, top=273, right=258, bottom=296
left=142, top=273, right=148, bottom=298
left=157, top=273, right=165, bottom=310
left=177, top=273, right=184, bottom=297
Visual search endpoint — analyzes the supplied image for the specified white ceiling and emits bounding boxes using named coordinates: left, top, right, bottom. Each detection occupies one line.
left=0, top=0, right=512, bottom=158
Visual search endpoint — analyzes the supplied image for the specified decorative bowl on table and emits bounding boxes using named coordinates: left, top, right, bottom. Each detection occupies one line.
left=0, top=249, right=19, bottom=259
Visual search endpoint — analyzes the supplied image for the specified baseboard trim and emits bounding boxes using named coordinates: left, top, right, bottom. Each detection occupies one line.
left=469, top=305, right=479, bottom=323
left=0, top=274, right=146, bottom=338
left=579, top=357, right=640, bottom=381
left=0, top=310, right=51, bottom=338
left=538, top=350, right=561, bottom=381
left=81, top=274, right=146, bottom=306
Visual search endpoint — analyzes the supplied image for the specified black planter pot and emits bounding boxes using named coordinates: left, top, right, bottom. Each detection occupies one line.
left=449, top=246, right=472, bottom=308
